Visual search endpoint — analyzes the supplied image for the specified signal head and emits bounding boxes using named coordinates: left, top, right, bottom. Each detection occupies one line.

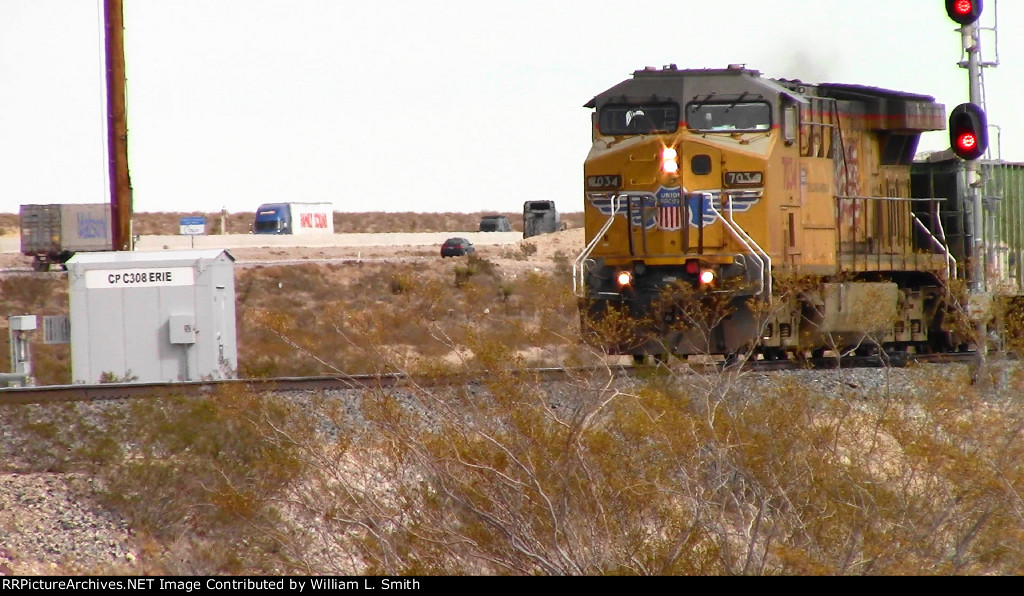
left=948, top=102, right=989, bottom=161
left=946, top=0, right=983, bottom=26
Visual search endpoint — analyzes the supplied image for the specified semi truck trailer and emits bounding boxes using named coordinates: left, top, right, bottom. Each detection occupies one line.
left=20, top=203, right=113, bottom=271
left=252, top=202, right=334, bottom=235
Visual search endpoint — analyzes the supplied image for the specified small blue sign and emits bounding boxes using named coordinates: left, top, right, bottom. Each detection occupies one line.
left=179, top=216, right=207, bottom=236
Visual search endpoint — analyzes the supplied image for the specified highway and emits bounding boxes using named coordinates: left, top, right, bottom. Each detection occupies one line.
left=0, top=231, right=524, bottom=254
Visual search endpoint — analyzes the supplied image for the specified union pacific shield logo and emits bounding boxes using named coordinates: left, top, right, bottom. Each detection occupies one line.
left=656, top=186, right=682, bottom=230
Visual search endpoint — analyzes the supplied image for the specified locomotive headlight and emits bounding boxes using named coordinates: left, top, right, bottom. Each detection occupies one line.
left=661, top=147, right=679, bottom=174
left=616, top=271, right=633, bottom=287
left=699, top=269, right=716, bottom=285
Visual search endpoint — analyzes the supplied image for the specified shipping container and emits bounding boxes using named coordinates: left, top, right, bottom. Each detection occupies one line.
left=912, top=154, right=1024, bottom=293
left=19, top=203, right=113, bottom=271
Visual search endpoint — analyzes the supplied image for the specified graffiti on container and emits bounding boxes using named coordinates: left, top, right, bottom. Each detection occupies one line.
left=299, top=212, right=330, bottom=229
left=77, top=212, right=109, bottom=239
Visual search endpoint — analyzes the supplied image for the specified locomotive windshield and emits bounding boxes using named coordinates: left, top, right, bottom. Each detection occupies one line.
left=686, top=101, right=771, bottom=132
left=599, top=103, right=680, bottom=135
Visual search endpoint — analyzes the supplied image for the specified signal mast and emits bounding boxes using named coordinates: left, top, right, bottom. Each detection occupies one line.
left=945, top=0, right=992, bottom=293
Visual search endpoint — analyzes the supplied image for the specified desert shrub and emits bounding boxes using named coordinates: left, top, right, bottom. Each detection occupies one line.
left=6, top=337, right=1024, bottom=574
left=453, top=264, right=474, bottom=289
left=0, top=275, right=64, bottom=310
left=0, top=213, right=19, bottom=235
left=551, top=250, right=573, bottom=283
left=0, top=274, right=70, bottom=385
left=0, top=386, right=312, bottom=573
left=98, top=371, right=139, bottom=383
left=389, top=272, right=413, bottom=295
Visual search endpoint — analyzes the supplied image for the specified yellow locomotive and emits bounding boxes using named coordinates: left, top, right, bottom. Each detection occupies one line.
left=576, top=64, right=966, bottom=361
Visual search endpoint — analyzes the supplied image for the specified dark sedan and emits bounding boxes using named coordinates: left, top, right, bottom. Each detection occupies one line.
left=440, top=237, right=476, bottom=258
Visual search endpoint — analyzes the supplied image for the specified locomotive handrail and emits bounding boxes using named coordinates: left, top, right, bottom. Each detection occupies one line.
left=933, top=205, right=954, bottom=271
left=835, top=194, right=948, bottom=273
left=707, top=195, right=772, bottom=301
left=835, top=195, right=946, bottom=202
left=574, top=194, right=623, bottom=296
left=911, top=212, right=957, bottom=282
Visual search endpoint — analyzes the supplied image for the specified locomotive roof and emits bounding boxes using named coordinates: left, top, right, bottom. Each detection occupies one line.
left=584, top=64, right=944, bottom=132
left=585, top=64, right=938, bottom=108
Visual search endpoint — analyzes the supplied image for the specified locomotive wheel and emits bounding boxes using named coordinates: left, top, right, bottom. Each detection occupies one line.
left=724, top=350, right=745, bottom=368
left=854, top=345, right=877, bottom=357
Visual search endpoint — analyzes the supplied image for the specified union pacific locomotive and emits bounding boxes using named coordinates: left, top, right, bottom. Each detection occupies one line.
left=576, top=64, right=1024, bottom=361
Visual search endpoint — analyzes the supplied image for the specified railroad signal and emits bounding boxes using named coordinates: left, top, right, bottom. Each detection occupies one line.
left=949, top=102, right=989, bottom=161
left=945, top=0, right=983, bottom=25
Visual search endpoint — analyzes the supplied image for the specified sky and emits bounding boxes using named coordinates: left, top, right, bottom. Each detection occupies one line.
left=0, top=0, right=1020, bottom=215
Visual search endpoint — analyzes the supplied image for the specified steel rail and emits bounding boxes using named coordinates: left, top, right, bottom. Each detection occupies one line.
left=0, top=352, right=1002, bottom=407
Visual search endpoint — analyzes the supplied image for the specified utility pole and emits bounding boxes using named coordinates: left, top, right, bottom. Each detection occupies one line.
left=104, top=0, right=132, bottom=251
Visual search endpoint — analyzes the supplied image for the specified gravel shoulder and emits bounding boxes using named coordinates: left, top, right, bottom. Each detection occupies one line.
left=2, top=360, right=1013, bottom=575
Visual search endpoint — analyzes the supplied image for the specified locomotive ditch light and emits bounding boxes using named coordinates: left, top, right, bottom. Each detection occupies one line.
left=949, top=102, right=989, bottom=161
left=661, top=147, right=679, bottom=174
left=616, top=271, right=633, bottom=287
left=699, top=269, right=716, bottom=285
left=946, top=0, right=983, bottom=25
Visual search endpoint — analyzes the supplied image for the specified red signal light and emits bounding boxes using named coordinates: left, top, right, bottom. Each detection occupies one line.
left=946, top=0, right=982, bottom=25
left=948, top=102, right=988, bottom=161
left=957, top=132, right=977, bottom=153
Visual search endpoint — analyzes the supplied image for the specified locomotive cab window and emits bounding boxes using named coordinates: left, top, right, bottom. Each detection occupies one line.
left=599, top=103, right=680, bottom=135
left=686, top=101, right=771, bottom=132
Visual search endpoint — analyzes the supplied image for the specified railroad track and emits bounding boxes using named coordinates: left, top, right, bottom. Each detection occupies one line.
left=739, top=349, right=986, bottom=372
left=0, top=351, right=998, bottom=406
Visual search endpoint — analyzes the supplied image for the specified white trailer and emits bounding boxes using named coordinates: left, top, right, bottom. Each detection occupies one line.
left=252, top=202, right=334, bottom=235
